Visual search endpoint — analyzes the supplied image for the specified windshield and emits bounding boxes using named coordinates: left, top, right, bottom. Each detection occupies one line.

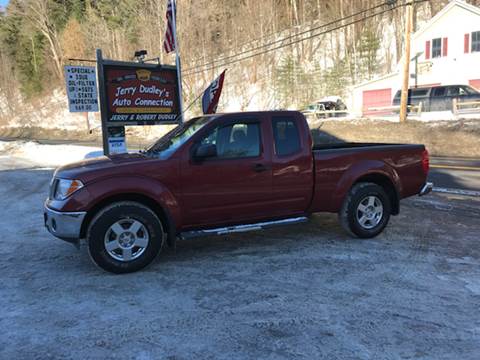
left=144, top=116, right=212, bottom=159
left=462, top=86, right=479, bottom=95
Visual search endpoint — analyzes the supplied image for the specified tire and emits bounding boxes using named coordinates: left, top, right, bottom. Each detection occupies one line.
left=339, top=182, right=391, bottom=238
left=87, top=201, right=164, bottom=274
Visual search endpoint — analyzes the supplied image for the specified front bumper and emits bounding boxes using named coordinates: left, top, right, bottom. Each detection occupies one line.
left=419, top=182, right=433, bottom=196
left=44, top=203, right=86, bottom=244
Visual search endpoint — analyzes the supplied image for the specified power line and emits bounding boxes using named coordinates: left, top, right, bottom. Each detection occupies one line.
left=183, top=5, right=396, bottom=76
left=183, top=0, right=394, bottom=73
left=183, top=0, right=424, bottom=77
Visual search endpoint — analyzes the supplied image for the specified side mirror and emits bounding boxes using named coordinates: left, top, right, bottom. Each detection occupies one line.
left=194, top=143, right=217, bottom=160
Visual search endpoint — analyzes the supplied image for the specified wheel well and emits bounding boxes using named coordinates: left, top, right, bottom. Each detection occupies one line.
left=353, top=174, right=400, bottom=215
left=80, top=193, right=175, bottom=245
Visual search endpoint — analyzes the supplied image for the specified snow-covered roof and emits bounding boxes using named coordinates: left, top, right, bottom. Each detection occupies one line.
left=317, top=96, right=343, bottom=103
left=353, top=72, right=399, bottom=89
left=413, top=0, right=480, bottom=40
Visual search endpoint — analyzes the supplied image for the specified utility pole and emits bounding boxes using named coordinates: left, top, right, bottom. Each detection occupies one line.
left=399, top=2, right=413, bottom=122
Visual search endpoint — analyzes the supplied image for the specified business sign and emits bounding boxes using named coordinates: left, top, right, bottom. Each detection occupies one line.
left=64, top=66, right=99, bottom=112
left=418, top=61, right=433, bottom=75
left=107, top=126, right=127, bottom=154
left=103, top=64, right=180, bottom=125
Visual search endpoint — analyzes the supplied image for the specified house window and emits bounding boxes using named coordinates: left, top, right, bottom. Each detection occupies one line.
left=472, top=31, right=480, bottom=52
left=432, top=38, right=442, bottom=58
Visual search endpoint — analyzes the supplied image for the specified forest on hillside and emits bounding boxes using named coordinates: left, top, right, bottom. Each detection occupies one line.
left=1, top=0, right=477, bottom=114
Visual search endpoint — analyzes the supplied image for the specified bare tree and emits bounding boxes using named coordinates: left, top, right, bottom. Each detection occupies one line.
left=18, top=0, right=64, bottom=79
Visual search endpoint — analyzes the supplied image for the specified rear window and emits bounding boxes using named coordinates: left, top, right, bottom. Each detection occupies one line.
left=272, top=117, right=301, bottom=156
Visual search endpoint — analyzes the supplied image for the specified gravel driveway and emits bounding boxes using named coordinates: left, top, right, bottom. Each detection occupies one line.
left=1, top=163, right=479, bottom=359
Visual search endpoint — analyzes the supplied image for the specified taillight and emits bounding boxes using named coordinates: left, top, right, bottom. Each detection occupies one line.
left=422, top=149, right=429, bottom=175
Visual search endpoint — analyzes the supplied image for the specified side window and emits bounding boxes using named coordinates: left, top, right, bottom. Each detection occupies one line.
left=458, top=87, right=469, bottom=96
left=411, top=88, right=429, bottom=98
left=447, top=87, right=460, bottom=97
left=200, top=127, right=218, bottom=146
left=472, top=31, right=480, bottom=52
left=432, top=38, right=442, bottom=58
left=200, top=122, right=261, bottom=159
left=432, top=87, right=446, bottom=97
left=272, top=117, right=301, bottom=156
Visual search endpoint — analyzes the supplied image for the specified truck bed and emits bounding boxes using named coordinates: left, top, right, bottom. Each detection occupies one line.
left=313, top=142, right=420, bottom=151
left=310, top=142, right=426, bottom=213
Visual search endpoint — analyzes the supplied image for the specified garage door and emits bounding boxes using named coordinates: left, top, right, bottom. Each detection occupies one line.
left=469, top=79, right=480, bottom=91
left=362, top=88, right=392, bottom=116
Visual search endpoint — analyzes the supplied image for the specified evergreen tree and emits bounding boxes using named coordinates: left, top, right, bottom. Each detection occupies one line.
left=357, top=27, right=381, bottom=81
left=323, top=59, right=349, bottom=98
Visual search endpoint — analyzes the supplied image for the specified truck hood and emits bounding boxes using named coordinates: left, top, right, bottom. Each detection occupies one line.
left=54, top=152, right=154, bottom=182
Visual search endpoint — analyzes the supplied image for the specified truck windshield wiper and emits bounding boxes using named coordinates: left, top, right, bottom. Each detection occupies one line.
left=144, top=123, right=188, bottom=154
left=145, top=140, right=173, bottom=155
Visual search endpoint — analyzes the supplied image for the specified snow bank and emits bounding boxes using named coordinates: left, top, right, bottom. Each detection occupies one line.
left=0, top=140, right=102, bottom=167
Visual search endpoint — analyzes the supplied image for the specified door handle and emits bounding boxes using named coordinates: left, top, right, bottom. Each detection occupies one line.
left=253, top=163, right=268, bottom=172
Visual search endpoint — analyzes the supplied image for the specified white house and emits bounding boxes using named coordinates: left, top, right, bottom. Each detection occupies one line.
left=351, top=0, right=480, bottom=116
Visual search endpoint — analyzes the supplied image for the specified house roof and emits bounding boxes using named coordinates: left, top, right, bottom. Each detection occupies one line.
left=353, top=72, right=399, bottom=89
left=413, top=0, right=480, bottom=40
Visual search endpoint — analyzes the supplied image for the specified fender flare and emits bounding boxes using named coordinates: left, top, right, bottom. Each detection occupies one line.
left=332, top=160, right=402, bottom=213
left=80, top=175, right=181, bottom=247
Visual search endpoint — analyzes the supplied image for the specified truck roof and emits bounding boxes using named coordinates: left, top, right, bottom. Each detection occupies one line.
left=209, top=110, right=303, bottom=117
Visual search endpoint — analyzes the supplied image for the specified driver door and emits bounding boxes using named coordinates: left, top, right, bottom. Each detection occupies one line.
left=180, top=116, right=273, bottom=229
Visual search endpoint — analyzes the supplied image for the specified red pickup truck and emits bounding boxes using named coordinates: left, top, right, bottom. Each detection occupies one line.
left=44, top=111, right=432, bottom=273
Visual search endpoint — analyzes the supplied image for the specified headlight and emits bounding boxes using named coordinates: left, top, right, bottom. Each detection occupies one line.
left=54, top=179, right=84, bottom=200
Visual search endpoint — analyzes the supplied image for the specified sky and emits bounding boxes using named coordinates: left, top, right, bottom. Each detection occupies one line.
left=0, top=0, right=8, bottom=8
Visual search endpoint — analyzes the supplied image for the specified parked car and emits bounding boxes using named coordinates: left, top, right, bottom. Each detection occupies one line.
left=392, top=84, right=480, bottom=112
left=44, top=111, right=432, bottom=273
left=302, top=96, right=348, bottom=118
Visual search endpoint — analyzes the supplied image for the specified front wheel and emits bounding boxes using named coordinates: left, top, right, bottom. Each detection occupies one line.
left=87, top=201, right=164, bottom=273
left=339, top=182, right=391, bottom=238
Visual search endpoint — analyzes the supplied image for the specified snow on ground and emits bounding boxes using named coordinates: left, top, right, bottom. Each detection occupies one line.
left=1, top=157, right=480, bottom=358
left=2, top=89, right=102, bottom=131
left=0, top=140, right=102, bottom=168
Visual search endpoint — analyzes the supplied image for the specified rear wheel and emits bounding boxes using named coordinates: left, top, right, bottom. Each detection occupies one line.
left=87, top=201, right=164, bottom=273
left=339, top=182, right=391, bottom=238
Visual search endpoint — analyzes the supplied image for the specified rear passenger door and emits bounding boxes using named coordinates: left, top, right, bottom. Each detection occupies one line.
left=270, top=114, right=314, bottom=217
left=430, top=87, right=447, bottom=111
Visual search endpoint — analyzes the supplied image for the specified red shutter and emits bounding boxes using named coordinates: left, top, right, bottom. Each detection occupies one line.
left=442, top=37, right=448, bottom=57
left=464, top=33, right=470, bottom=53
left=469, top=79, right=480, bottom=91
left=425, top=40, right=431, bottom=59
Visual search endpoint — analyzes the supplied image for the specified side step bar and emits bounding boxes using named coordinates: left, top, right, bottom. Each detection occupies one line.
left=180, top=216, right=309, bottom=239
left=419, top=182, right=433, bottom=196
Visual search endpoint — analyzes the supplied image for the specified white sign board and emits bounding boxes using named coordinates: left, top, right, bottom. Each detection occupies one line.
left=108, top=137, right=127, bottom=154
left=417, top=61, right=433, bottom=75
left=64, top=65, right=99, bottom=112
left=107, top=126, right=127, bottom=154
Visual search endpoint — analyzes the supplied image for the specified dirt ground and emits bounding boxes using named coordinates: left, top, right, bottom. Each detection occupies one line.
left=309, top=118, right=480, bottom=158
left=2, top=117, right=480, bottom=157
left=1, top=158, right=479, bottom=359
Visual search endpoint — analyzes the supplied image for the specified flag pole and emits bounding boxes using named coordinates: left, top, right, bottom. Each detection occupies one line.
left=171, top=0, right=184, bottom=123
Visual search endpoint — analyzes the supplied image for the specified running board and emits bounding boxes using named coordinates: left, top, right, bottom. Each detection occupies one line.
left=180, top=216, right=309, bottom=239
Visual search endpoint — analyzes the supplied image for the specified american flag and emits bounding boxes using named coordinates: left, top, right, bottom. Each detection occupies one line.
left=163, top=0, right=176, bottom=53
